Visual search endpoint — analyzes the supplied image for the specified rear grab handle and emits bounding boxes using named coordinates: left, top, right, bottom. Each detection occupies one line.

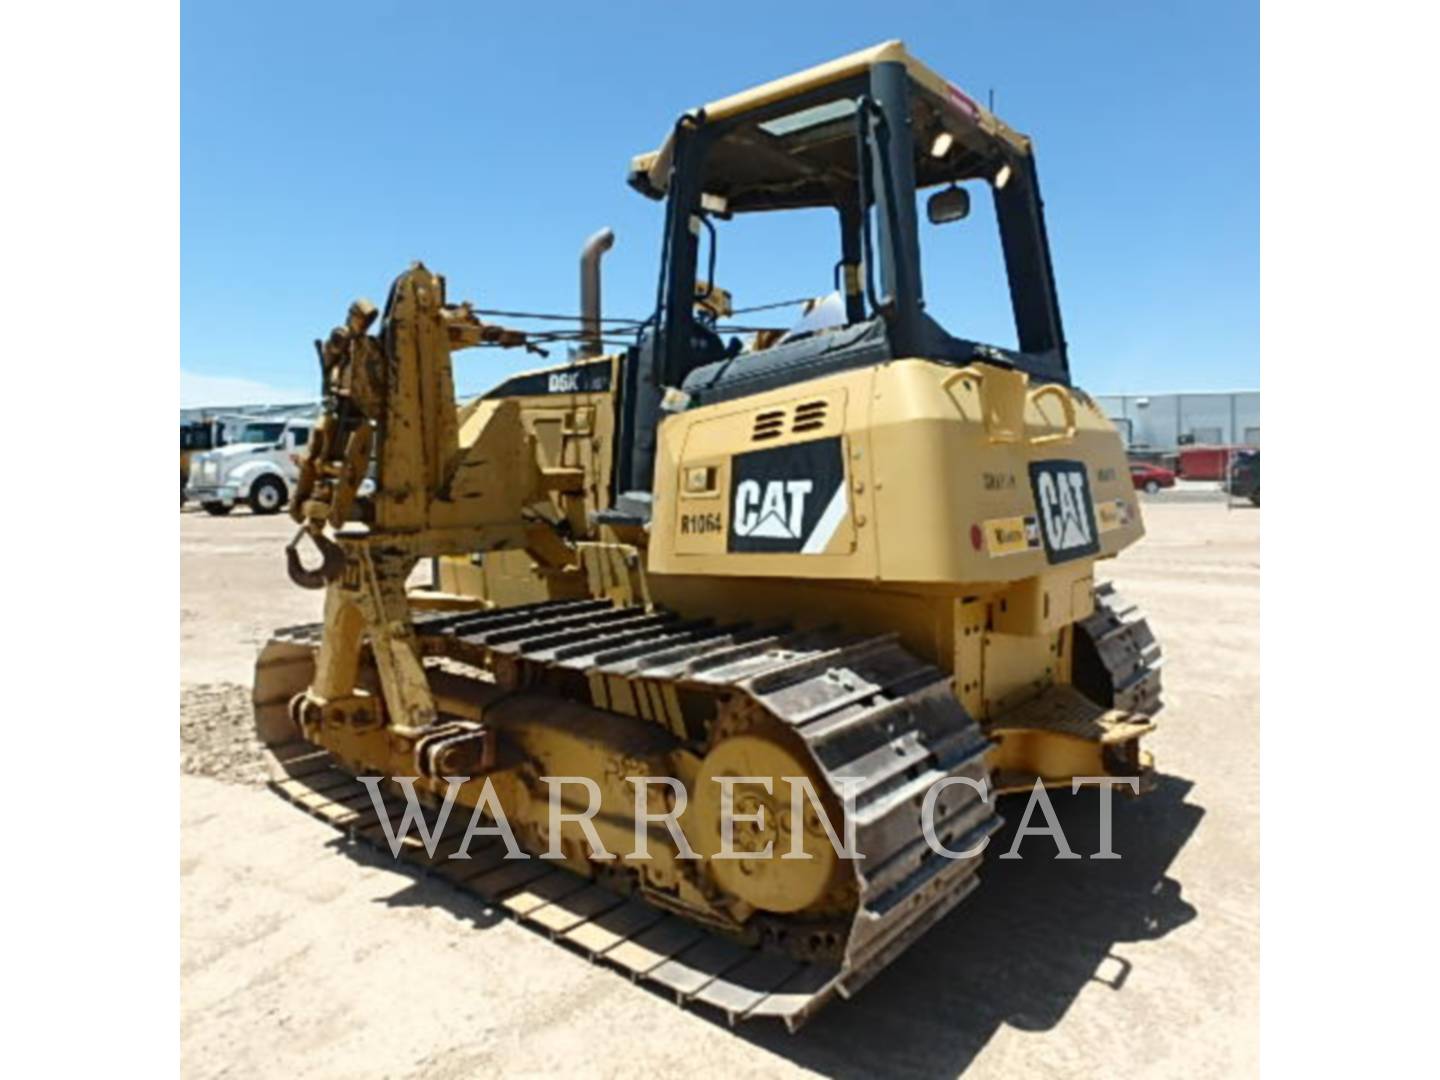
left=1027, top=383, right=1077, bottom=446
left=942, top=367, right=1077, bottom=446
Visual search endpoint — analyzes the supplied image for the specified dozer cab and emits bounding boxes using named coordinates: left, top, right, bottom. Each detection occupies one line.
left=255, top=41, right=1163, bottom=1029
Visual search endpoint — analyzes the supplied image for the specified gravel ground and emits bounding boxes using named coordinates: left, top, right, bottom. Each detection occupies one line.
left=180, top=683, right=270, bottom=784
left=179, top=500, right=1259, bottom=1078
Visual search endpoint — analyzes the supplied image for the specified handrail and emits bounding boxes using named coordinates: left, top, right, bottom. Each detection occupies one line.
left=1028, top=383, right=1077, bottom=446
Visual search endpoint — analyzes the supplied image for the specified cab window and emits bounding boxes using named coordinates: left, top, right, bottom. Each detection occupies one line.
left=235, top=422, right=286, bottom=444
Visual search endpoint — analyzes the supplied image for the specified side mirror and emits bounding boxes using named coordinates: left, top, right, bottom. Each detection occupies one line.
left=926, top=185, right=971, bottom=225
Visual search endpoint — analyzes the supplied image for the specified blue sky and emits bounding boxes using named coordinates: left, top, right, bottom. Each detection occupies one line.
left=181, top=1, right=1257, bottom=404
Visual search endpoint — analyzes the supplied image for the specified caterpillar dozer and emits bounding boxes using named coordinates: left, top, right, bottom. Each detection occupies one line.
left=254, top=40, right=1162, bottom=1030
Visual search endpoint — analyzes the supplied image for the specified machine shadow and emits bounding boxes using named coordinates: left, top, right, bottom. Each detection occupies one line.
left=741, top=773, right=1203, bottom=1079
left=320, top=834, right=511, bottom=930
left=292, top=769, right=1200, bottom=1077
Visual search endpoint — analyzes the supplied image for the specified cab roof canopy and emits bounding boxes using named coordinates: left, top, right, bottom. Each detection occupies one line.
left=628, top=41, right=1032, bottom=213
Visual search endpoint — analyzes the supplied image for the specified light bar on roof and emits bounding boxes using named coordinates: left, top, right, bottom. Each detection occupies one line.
left=757, top=98, right=858, bottom=138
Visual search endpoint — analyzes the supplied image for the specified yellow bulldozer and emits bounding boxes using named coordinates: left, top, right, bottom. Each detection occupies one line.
left=254, top=41, right=1162, bottom=1029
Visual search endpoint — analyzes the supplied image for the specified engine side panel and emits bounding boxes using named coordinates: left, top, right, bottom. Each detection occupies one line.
left=648, top=358, right=1142, bottom=585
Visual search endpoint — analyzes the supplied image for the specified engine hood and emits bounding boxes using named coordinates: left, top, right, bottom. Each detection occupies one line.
left=204, top=442, right=278, bottom=463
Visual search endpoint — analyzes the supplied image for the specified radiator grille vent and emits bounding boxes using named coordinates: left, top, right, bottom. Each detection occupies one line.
left=752, top=410, right=785, bottom=441
left=792, top=400, right=828, bottom=433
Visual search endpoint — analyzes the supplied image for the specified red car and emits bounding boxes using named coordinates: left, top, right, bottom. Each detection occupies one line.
left=1130, top=462, right=1176, bottom=494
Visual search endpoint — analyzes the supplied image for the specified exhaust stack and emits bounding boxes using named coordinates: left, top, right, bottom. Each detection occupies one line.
left=579, top=227, right=615, bottom=357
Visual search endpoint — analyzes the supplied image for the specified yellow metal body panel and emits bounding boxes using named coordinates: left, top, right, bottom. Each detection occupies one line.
left=647, top=358, right=1141, bottom=585
left=423, top=354, right=1141, bottom=731
left=657, top=374, right=873, bottom=571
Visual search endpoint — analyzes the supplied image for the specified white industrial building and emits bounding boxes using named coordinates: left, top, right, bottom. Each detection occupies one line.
left=180, top=401, right=320, bottom=443
left=182, top=391, right=1259, bottom=456
left=1094, top=390, right=1259, bottom=452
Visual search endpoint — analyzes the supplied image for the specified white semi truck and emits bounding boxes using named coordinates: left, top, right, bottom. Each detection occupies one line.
left=184, top=416, right=313, bottom=515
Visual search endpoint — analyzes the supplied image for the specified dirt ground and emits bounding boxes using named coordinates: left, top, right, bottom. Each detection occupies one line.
left=180, top=499, right=1259, bottom=1079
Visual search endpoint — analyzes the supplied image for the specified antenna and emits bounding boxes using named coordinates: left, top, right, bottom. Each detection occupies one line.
left=988, top=88, right=995, bottom=112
